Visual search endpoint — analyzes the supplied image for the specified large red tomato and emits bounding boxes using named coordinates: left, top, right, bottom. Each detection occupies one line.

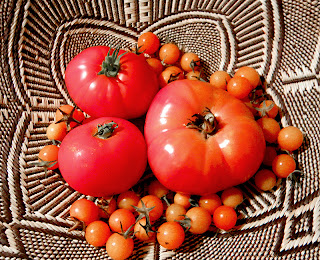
left=144, top=80, right=266, bottom=195
left=58, top=117, right=147, bottom=197
left=64, top=46, right=159, bottom=119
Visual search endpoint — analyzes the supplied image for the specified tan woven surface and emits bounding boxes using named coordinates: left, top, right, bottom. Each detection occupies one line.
left=1, top=0, right=320, bottom=259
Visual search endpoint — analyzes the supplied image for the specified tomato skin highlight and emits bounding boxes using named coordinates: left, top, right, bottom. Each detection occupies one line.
left=144, top=80, right=266, bottom=195
left=65, top=46, right=159, bottom=119
left=58, top=117, right=147, bottom=197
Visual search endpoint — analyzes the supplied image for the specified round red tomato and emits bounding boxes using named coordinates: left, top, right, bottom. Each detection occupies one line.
left=65, top=46, right=159, bottom=119
left=144, top=80, right=265, bottom=195
left=58, top=117, right=147, bottom=197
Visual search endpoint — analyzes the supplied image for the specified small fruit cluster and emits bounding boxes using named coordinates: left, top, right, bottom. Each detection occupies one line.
left=68, top=179, right=248, bottom=260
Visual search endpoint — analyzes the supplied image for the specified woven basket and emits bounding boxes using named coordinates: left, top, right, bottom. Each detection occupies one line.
left=1, top=0, right=320, bottom=259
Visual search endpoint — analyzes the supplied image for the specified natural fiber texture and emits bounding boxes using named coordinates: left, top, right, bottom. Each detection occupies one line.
left=1, top=0, right=320, bottom=259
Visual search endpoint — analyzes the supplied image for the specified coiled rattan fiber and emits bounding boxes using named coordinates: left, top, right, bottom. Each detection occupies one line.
left=1, top=0, right=320, bottom=259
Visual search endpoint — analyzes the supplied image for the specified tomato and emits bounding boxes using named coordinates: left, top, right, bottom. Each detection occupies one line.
left=65, top=46, right=159, bottom=119
left=165, top=203, right=186, bottom=222
left=148, top=180, right=169, bottom=199
left=277, top=126, right=304, bottom=152
left=221, top=187, right=243, bottom=208
left=106, top=233, right=134, bottom=260
left=254, top=169, right=277, bottom=191
left=213, top=205, right=237, bottom=231
left=256, top=117, right=281, bottom=143
left=198, top=193, right=222, bottom=215
left=158, top=66, right=184, bottom=88
left=173, top=193, right=191, bottom=209
left=46, top=122, right=67, bottom=142
left=257, top=100, right=278, bottom=118
left=109, top=209, right=136, bottom=233
left=263, top=146, right=278, bottom=166
left=58, top=117, right=147, bottom=197
left=272, top=154, right=296, bottom=178
left=38, top=144, right=59, bottom=171
left=117, top=191, right=140, bottom=212
left=136, top=195, right=164, bottom=222
left=137, top=32, right=160, bottom=55
left=209, top=71, right=231, bottom=90
left=134, top=218, right=156, bottom=241
left=85, top=220, right=112, bottom=247
left=97, top=197, right=117, bottom=219
left=144, top=80, right=266, bottom=195
left=157, top=222, right=185, bottom=249
left=227, top=76, right=252, bottom=99
left=180, top=52, right=200, bottom=72
left=146, top=58, right=164, bottom=75
left=185, top=207, right=212, bottom=234
left=186, top=70, right=201, bottom=81
left=234, top=66, right=261, bottom=89
left=69, top=199, right=100, bottom=226
left=159, top=43, right=180, bottom=65
left=55, top=105, right=85, bottom=131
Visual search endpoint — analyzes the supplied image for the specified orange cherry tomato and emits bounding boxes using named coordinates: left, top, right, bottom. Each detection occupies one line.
left=234, top=66, right=261, bottom=89
left=137, top=32, right=160, bottom=55
left=159, top=43, right=180, bottom=65
left=180, top=52, right=200, bottom=72
left=277, top=126, right=304, bottom=152
left=209, top=71, right=231, bottom=90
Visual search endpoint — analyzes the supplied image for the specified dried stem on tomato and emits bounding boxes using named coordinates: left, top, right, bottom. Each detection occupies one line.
left=186, top=108, right=218, bottom=138
left=93, top=122, right=118, bottom=139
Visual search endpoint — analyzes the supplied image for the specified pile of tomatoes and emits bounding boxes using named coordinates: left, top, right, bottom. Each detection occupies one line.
left=33, top=31, right=304, bottom=259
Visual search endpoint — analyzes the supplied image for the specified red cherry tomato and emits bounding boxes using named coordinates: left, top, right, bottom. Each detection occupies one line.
left=58, top=117, right=147, bottom=197
left=144, top=80, right=266, bottom=195
left=69, top=199, right=100, bottom=226
left=38, top=145, right=59, bottom=170
left=108, top=209, right=136, bottom=233
left=137, top=32, right=160, bottom=55
left=85, top=220, right=112, bottom=247
left=213, top=205, right=237, bottom=231
left=106, top=233, right=134, bottom=260
left=157, top=222, right=185, bottom=249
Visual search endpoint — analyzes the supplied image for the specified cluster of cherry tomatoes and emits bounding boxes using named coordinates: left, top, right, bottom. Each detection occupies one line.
left=33, top=31, right=304, bottom=260
left=67, top=178, right=247, bottom=260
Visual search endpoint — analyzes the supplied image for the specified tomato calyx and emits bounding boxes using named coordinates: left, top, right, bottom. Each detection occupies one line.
left=168, top=72, right=182, bottom=84
left=98, top=47, right=127, bottom=77
left=67, top=217, right=85, bottom=232
left=55, top=106, right=82, bottom=131
left=133, top=200, right=154, bottom=227
left=93, top=122, right=118, bottom=139
left=255, top=100, right=275, bottom=117
left=186, top=108, right=218, bottom=138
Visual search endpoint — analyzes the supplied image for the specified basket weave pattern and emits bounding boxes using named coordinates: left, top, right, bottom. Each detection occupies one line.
left=1, top=0, right=320, bottom=259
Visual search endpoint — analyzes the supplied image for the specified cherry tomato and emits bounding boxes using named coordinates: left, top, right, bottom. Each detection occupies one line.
left=137, top=195, right=164, bottom=222
left=137, top=32, right=160, bottom=55
left=263, top=146, right=278, bottom=166
left=159, top=43, right=180, bottom=65
left=38, top=144, right=59, bottom=170
left=272, top=154, right=296, bottom=178
left=157, top=222, right=185, bottom=249
left=174, top=193, right=191, bottom=209
left=221, top=187, right=243, bottom=208
left=117, top=191, right=140, bottom=212
left=209, top=71, right=231, bottom=90
left=46, top=122, right=67, bottom=142
left=85, top=220, right=112, bottom=247
left=277, top=126, right=304, bottom=152
left=106, top=233, right=134, bottom=260
left=58, top=117, right=147, bottom=197
left=146, top=57, right=164, bottom=75
left=257, top=100, right=278, bottom=118
left=69, top=199, right=100, bottom=226
left=165, top=203, right=186, bottom=222
left=158, top=66, right=184, bottom=88
left=254, top=169, right=277, bottom=191
left=148, top=180, right=169, bottom=199
left=213, top=205, right=237, bottom=231
left=65, top=46, right=159, bottom=119
left=134, top=217, right=156, bottom=242
left=108, top=209, right=136, bottom=233
left=256, top=117, right=281, bottom=143
left=199, top=193, right=222, bottom=215
left=98, top=197, right=117, bottom=219
left=186, top=70, right=201, bottom=81
left=180, top=52, right=200, bottom=72
left=185, top=207, right=212, bottom=234
left=55, top=105, right=85, bottom=130
left=145, top=80, right=266, bottom=195
left=234, top=66, right=261, bottom=89
left=227, top=76, right=253, bottom=99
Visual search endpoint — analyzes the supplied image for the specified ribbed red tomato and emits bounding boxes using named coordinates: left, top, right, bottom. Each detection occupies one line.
left=58, top=117, right=147, bottom=197
left=144, top=80, right=265, bottom=195
left=64, top=46, right=159, bottom=119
